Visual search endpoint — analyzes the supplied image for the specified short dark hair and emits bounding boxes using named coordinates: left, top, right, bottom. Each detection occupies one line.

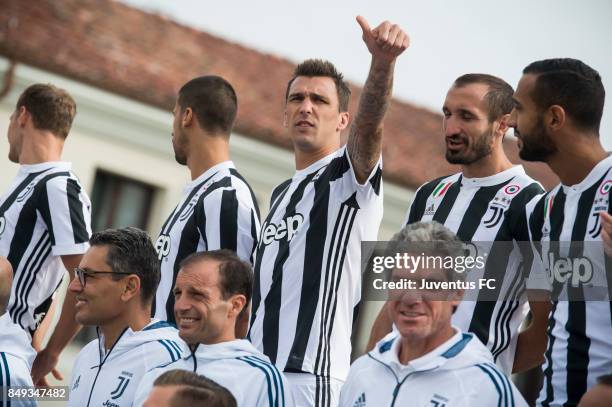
left=180, top=250, right=252, bottom=306
left=453, top=74, right=515, bottom=122
left=597, top=374, right=612, bottom=386
left=16, top=83, right=77, bottom=139
left=523, top=58, right=605, bottom=132
left=89, top=227, right=160, bottom=304
left=154, top=369, right=237, bottom=407
left=177, top=76, right=237, bottom=136
left=286, top=59, right=351, bottom=112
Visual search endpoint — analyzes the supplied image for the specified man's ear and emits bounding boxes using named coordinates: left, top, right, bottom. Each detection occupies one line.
left=228, top=294, right=247, bottom=319
left=182, top=107, right=194, bottom=128
left=17, top=106, right=29, bottom=127
left=548, top=105, right=566, bottom=132
left=337, top=112, right=350, bottom=132
left=495, top=113, right=510, bottom=138
left=121, top=275, right=141, bottom=302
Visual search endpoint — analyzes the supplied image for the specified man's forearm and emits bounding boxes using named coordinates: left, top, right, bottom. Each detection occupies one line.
left=43, top=289, right=81, bottom=355
left=347, top=58, right=395, bottom=182
left=512, top=299, right=551, bottom=373
left=513, top=325, right=547, bottom=373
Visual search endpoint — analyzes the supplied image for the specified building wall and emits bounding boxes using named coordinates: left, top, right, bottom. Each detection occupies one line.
left=0, top=59, right=415, bottom=382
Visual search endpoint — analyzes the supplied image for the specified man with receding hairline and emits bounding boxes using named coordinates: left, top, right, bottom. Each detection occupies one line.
left=153, top=76, right=260, bottom=331
left=0, top=256, right=37, bottom=406
left=367, top=73, right=549, bottom=375
left=134, top=250, right=292, bottom=407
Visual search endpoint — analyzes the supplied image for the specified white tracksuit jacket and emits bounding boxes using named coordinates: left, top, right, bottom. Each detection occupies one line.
left=68, top=320, right=186, bottom=407
left=339, top=330, right=528, bottom=407
left=0, top=312, right=37, bottom=407
left=133, top=338, right=293, bottom=407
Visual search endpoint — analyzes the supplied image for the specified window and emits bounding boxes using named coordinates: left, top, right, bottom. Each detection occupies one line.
left=90, top=170, right=156, bottom=232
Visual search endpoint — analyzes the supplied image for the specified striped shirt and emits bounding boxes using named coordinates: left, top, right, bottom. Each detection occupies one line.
left=153, top=161, right=260, bottom=323
left=405, top=165, right=544, bottom=373
left=527, top=155, right=612, bottom=406
left=0, top=162, right=91, bottom=338
left=249, top=146, right=383, bottom=381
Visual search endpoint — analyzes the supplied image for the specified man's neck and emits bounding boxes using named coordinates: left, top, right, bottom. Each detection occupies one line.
left=100, top=309, right=151, bottom=351
left=186, top=136, right=230, bottom=181
left=461, top=149, right=513, bottom=179
left=546, top=135, right=608, bottom=186
left=19, top=131, right=64, bottom=164
left=397, top=326, right=455, bottom=365
left=294, top=144, right=339, bottom=171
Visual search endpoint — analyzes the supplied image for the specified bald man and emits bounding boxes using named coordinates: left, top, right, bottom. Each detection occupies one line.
left=0, top=256, right=37, bottom=406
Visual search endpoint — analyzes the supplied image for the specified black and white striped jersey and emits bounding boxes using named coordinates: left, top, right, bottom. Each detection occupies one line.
left=0, top=162, right=91, bottom=338
left=405, top=165, right=544, bottom=374
left=527, top=155, right=612, bottom=406
left=249, top=146, right=383, bottom=381
left=153, top=161, right=260, bottom=323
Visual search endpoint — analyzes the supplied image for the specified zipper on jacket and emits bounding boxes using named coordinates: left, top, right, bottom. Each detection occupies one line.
left=190, top=344, right=199, bottom=372
left=368, top=353, right=438, bottom=407
left=85, top=327, right=129, bottom=407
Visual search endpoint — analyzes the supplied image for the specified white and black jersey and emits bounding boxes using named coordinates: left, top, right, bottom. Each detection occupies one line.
left=527, top=155, right=612, bottom=406
left=405, top=166, right=544, bottom=374
left=249, top=145, right=383, bottom=382
left=0, top=162, right=91, bottom=338
left=153, top=161, right=260, bottom=323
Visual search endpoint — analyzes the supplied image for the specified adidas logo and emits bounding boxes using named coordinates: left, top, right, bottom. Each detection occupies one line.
left=353, top=392, right=366, bottom=407
left=424, top=203, right=435, bottom=216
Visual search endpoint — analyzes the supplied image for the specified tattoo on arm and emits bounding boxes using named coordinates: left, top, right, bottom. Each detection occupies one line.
left=347, top=59, right=395, bottom=183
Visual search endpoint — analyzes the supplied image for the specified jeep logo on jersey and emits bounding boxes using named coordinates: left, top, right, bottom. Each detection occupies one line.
left=261, top=214, right=304, bottom=245
left=545, top=252, right=593, bottom=287
left=0, top=216, right=5, bottom=236
left=155, top=234, right=171, bottom=260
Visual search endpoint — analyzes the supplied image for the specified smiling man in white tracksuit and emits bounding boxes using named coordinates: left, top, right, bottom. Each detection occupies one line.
left=1, top=257, right=37, bottom=407
left=133, top=250, right=292, bottom=407
left=340, top=222, right=527, bottom=406
left=67, top=228, right=186, bottom=407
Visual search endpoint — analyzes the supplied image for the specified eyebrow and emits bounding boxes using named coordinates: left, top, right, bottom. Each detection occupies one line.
left=288, top=91, right=329, bottom=102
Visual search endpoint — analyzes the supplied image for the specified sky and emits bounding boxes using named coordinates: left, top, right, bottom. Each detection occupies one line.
left=122, top=0, right=612, bottom=148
